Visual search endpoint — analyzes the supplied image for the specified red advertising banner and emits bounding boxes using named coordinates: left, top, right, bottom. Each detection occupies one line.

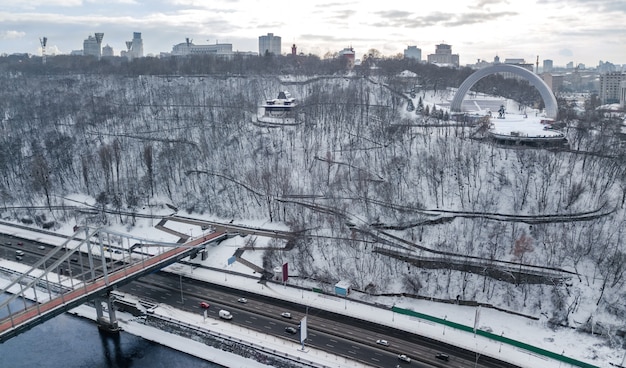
left=282, top=262, right=288, bottom=282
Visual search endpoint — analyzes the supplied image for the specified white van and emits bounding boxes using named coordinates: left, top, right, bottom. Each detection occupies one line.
left=218, top=310, right=232, bottom=320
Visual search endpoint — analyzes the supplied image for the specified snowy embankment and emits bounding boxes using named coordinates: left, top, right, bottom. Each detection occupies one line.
left=0, top=219, right=619, bottom=368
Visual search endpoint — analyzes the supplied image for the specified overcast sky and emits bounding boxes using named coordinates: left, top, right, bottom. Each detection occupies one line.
left=0, top=0, right=624, bottom=67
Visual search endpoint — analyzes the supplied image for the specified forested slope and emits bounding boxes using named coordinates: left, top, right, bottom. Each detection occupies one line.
left=1, top=65, right=625, bottom=347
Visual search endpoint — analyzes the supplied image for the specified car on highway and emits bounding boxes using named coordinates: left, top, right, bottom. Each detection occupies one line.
left=435, top=353, right=450, bottom=361
left=17, top=242, right=23, bottom=246
left=199, top=301, right=210, bottom=309
left=376, top=339, right=389, bottom=346
left=398, top=354, right=411, bottom=363
left=38, top=245, right=45, bottom=250
left=284, top=326, right=297, bottom=334
left=219, top=310, right=233, bottom=320
left=281, top=312, right=292, bottom=318
left=237, top=298, right=247, bottom=303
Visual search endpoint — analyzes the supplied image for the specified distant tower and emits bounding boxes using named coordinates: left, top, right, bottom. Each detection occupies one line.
left=131, top=32, right=143, bottom=58
left=186, top=37, right=193, bottom=55
left=95, top=33, right=104, bottom=59
left=102, top=44, right=114, bottom=57
left=83, top=33, right=103, bottom=58
left=536, top=55, right=539, bottom=74
left=39, top=36, right=47, bottom=64
left=259, top=33, right=281, bottom=55
left=291, top=44, right=297, bottom=56
left=543, top=59, right=553, bottom=73
left=122, top=41, right=132, bottom=59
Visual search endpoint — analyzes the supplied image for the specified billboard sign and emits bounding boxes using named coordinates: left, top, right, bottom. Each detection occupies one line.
left=282, top=262, right=288, bottom=282
left=300, top=316, right=307, bottom=345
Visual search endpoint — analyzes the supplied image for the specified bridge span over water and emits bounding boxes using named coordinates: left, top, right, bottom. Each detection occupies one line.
left=0, top=227, right=226, bottom=343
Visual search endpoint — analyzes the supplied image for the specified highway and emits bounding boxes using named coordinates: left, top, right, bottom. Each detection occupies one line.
left=0, top=232, right=520, bottom=368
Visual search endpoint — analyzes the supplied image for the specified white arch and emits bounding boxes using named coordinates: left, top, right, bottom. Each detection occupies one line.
left=451, top=64, right=558, bottom=119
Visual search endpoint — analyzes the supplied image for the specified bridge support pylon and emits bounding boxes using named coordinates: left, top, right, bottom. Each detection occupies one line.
left=94, top=292, right=121, bottom=334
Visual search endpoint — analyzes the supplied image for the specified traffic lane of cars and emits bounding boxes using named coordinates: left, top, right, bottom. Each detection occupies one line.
left=144, top=272, right=445, bottom=366
left=7, top=249, right=450, bottom=368
left=137, top=277, right=444, bottom=366
left=122, top=275, right=422, bottom=367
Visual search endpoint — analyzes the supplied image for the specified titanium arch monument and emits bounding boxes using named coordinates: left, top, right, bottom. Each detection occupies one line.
left=450, top=64, right=558, bottom=120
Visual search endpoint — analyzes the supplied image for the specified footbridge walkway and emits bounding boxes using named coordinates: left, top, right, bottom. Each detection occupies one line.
left=0, top=226, right=226, bottom=343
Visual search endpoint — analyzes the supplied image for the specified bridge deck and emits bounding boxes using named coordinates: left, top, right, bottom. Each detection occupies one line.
left=0, top=230, right=226, bottom=342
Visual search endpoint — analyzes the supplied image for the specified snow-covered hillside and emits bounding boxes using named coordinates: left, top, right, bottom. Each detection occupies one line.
left=1, top=71, right=625, bottom=366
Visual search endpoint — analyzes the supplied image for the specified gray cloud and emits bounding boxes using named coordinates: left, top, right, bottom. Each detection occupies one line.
left=372, top=10, right=517, bottom=28
left=0, top=30, right=26, bottom=40
left=470, top=0, right=510, bottom=8
left=537, top=0, right=626, bottom=13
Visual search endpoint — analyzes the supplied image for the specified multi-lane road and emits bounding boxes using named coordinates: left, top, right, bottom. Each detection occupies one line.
left=0, top=232, right=520, bottom=368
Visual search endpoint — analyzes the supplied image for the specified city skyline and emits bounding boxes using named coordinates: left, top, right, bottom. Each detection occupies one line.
left=0, top=0, right=624, bottom=67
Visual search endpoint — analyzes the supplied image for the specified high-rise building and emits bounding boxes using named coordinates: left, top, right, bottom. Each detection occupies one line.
left=543, top=59, right=553, bottom=73
left=542, top=73, right=564, bottom=94
left=83, top=34, right=103, bottom=58
left=102, top=44, right=114, bottom=57
left=131, top=32, right=143, bottom=58
left=259, top=33, right=281, bottom=56
left=599, top=72, right=626, bottom=104
left=620, top=80, right=626, bottom=109
left=427, top=44, right=459, bottom=67
left=404, top=46, right=421, bottom=61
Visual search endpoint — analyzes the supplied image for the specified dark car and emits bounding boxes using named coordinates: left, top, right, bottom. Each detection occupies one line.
left=435, top=353, right=450, bottom=361
left=284, top=326, right=297, bottom=334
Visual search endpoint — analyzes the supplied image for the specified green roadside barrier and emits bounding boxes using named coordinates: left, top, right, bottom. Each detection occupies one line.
left=392, top=306, right=599, bottom=368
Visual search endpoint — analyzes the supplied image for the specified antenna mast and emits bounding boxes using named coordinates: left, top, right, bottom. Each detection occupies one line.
left=536, top=55, right=539, bottom=73
left=40, top=37, right=48, bottom=64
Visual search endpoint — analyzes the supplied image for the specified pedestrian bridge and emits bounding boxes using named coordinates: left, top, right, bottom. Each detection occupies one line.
left=0, top=227, right=226, bottom=343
